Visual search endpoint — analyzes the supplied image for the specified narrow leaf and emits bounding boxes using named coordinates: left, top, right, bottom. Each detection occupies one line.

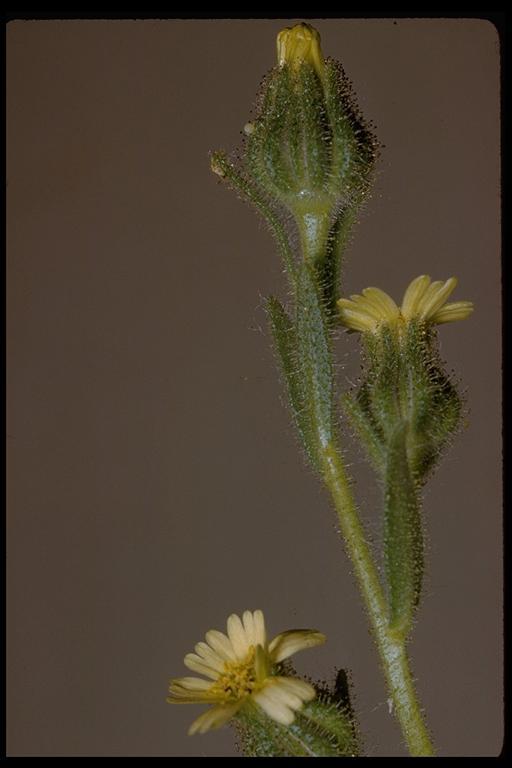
left=384, top=423, right=423, bottom=637
left=266, top=296, right=318, bottom=469
left=294, top=263, right=335, bottom=456
left=341, top=390, right=384, bottom=473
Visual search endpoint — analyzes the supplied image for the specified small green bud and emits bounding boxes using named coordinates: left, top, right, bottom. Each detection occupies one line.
left=345, top=320, right=463, bottom=484
left=245, top=24, right=377, bottom=220
left=212, top=24, right=379, bottom=314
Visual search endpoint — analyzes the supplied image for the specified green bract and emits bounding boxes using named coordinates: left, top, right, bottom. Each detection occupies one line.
left=235, top=672, right=359, bottom=757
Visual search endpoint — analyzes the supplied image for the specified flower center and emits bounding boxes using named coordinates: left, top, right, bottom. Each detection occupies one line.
left=378, top=311, right=409, bottom=337
left=211, top=647, right=258, bottom=701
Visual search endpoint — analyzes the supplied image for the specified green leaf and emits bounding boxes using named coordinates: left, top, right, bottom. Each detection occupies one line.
left=341, top=389, right=384, bottom=473
left=315, top=206, right=359, bottom=320
left=384, top=423, right=423, bottom=637
left=266, top=296, right=318, bottom=469
left=294, top=263, right=336, bottom=456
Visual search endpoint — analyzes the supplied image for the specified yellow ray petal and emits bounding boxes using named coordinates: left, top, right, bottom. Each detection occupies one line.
left=226, top=613, right=250, bottom=659
left=168, top=676, right=217, bottom=703
left=338, top=306, right=378, bottom=332
left=429, top=301, right=474, bottom=324
left=347, top=295, right=384, bottom=320
left=361, top=287, right=399, bottom=322
left=268, top=629, right=326, bottom=663
left=273, top=676, right=316, bottom=702
left=242, top=610, right=255, bottom=645
left=184, top=653, right=220, bottom=680
left=205, top=630, right=237, bottom=662
left=188, top=702, right=242, bottom=735
left=252, top=688, right=295, bottom=725
left=418, top=278, right=457, bottom=320
left=263, top=680, right=304, bottom=711
left=252, top=610, right=267, bottom=648
left=194, top=642, right=225, bottom=672
left=169, top=676, right=212, bottom=691
left=401, top=275, right=431, bottom=319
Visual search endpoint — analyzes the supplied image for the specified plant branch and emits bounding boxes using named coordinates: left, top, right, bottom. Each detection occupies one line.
left=320, top=442, right=434, bottom=757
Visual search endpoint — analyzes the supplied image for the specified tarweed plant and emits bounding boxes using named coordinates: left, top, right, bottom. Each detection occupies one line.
left=168, top=23, right=473, bottom=757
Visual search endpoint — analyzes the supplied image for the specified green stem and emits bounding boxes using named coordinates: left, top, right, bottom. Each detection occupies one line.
left=384, top=424, right=424, bottom=638
left=297, top=209, right=331, bottom=266
left=320, top=442, right=434, bottom=757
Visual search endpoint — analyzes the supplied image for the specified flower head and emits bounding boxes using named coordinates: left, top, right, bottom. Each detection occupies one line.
left=276, top=22, right=325, bottom=80
left=337, top=275, right=473, bottom=334
left=231, top=22, right=376, bottom=226
left=167, top=609, right=325, bottom=735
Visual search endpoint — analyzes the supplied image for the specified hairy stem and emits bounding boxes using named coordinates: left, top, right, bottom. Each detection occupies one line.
left=297, top=209, right=331, bottom=268
left=320, top=442, right=434, bottom=757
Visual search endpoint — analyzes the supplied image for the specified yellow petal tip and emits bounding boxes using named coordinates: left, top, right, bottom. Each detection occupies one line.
left=276, top=23, right=325, bottom=79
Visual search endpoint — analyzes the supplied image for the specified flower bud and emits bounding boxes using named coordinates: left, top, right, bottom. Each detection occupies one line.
left=245, top=24, right=377, bottom=222
left=211, top=23, right=379, bottom=315
left=342, top=318, right=464, bottom=637
left=276, top=23, right=325, bottom=80
left=344, top=320, right=462, bottom=483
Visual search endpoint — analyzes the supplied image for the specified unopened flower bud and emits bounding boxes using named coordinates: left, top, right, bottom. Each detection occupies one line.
left=211, top=24, right=379, bottom=314
left=276, top=23, right=325, bottom=80
left=246, top=24, right=376, bottom=216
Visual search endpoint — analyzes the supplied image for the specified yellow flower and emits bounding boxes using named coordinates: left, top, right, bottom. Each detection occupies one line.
left=337, top=275, right=474, bottom=334
left=167, top=609, right=326, bottom=735
left=276, top=22, right=325, bottom=80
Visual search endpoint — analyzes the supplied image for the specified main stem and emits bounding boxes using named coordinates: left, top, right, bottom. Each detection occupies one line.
left=321, top=442, right=434, bottom=757
left=295, top=216, right=433, bottom=755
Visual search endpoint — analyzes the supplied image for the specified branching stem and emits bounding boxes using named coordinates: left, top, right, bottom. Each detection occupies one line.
left=320, top=442, right=434, bottom=757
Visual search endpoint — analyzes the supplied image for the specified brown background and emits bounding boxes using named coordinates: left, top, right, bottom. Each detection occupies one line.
left=6, top=19, right=501, bottom=757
